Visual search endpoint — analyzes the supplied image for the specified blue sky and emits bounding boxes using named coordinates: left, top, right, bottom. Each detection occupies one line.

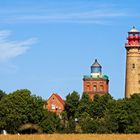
left=0, top=0, right=140, bottom=99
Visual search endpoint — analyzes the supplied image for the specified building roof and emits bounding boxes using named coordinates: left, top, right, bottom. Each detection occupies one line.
left=91, top=59, right=101, bottom=67
left=48, top=93, right=65, bottom=105
left=129, top=26, right=139, bottom=33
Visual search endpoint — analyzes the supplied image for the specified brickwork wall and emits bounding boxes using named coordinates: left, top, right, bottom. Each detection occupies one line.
left=125, top=48, right=140, bottom=98
left=46, top=94, right=64, bottom=114
left=83, top=78, right=109, bottom=100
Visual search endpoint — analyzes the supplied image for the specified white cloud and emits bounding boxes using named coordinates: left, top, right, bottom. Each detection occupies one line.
left=0, top=3, right=130, bottom=24
left=5, top=9, right=128, bottom=24
left=0, top=30, right=36, bottom=62
left=17, top=9, right=126, bottom=20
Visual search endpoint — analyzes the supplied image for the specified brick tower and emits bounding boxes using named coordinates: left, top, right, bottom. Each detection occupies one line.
left=125, top=27, right=140, bottom=98
left=83, top=59, right=109, bottom=100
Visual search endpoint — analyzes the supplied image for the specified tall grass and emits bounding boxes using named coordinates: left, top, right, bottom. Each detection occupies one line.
left=0, top=134, right=140, bottom=140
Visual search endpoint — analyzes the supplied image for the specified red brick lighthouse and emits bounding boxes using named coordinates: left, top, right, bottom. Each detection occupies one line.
left=83, top=59, right=109, bottom=100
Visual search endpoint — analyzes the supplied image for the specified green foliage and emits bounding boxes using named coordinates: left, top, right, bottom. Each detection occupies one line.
left=0, top=89, right=61, bottom=134
left=90, top=93, right=113, bottom=118
left=65, top=91, right=80, bottom=119
left=0, top=90, right=6, bottom=100
left=1, top=88, right=140, bottom=134
left=64, top=91, right=80, bottom=133
left=78, top=93, right=91, bottom=117
left=98, top=94, right=140, bottom=133
left=40, top=110, right=61, bottom=133
left=79, top=112, right=97, bottom=133
left=0, top=89, right=44, bottom=133
left=76, top=93, right=140, bottom=134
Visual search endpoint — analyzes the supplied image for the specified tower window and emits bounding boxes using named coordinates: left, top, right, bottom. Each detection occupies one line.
left=93, top=85, right=97, bottom=92
left=133, top=33, right=136, bottom=36
left=132, top=64, right=135, bottom=69
left=86, top=85, right=90, bottom=91
left=100, top=85, right=104, bottom=91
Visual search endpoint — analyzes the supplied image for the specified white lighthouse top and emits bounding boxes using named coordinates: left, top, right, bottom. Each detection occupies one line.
left=129, top=26, right=139, bottom=33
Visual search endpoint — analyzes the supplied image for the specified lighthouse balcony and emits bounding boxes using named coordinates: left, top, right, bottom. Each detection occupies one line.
left=127, top=36, right=140, bottom=39
left=83, top=75, right=109, bottom=80
left=125, top=43, right=140, bottom=47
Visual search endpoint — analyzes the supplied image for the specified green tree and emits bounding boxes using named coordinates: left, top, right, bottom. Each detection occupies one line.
left=40, top=110, right=61, bottom=133
left=0, top=89, right=44, bottom=133
left=79, top=112, right=97, bottom=133
left=0, top=90, right=6, bottom=100
left=64, top=91, right=80, bottom=133
left=0, top=89, right=61, bottom=134
left=96, top=100, right=118, bottom=133
left=65, top=91, right=80, bottom=120
left=124, top=94, right=140, bottom=133
left=78, top=93, right=92, bottom=117
left=105, top=97, right=140, bottom=133
left=90, top=93, right=113, bottom=119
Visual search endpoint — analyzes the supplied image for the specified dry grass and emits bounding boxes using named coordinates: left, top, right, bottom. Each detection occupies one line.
left=0, top=134, right=140, bottom=140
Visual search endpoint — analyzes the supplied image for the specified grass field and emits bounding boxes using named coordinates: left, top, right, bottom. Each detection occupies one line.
left=0, top=134, right=140, bottom=140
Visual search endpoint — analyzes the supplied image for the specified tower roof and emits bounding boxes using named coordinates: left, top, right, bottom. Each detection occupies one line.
left=91, top=59, right=101, bottom=67
left=129, top=26, right=139, bottom=33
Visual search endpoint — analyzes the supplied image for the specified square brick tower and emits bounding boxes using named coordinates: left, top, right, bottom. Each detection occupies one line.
left=83, top=59, right=109, bottom=100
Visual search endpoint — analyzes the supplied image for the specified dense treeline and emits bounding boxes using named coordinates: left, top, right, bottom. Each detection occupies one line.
left=0, top=89, right=140, bottom=134
left=0, top=89, right=60, bottom=134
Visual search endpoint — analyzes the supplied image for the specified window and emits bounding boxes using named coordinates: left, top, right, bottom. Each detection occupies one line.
left=51, top=104, right=55, bottom=110
left=93, top=85, right=97, bottom=92
left=133, top=33, right=136, bottom=36
left=87, top=85, right=90, bottom=90
left=100, top=85, right=104, bottom=91
left=132, top=64, right=135, bottom=69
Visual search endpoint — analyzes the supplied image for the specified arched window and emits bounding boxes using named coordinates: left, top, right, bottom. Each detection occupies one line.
left=93, top=85, right=97, bottom=92
left=86, top=85, right=90, bottom=90
left=100, top=85, right=104, bottom=91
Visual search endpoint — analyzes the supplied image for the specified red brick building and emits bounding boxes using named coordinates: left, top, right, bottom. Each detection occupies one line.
left=83, top=59, right=109, bottom=100
left=44, top=93, right=64, bottom=114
